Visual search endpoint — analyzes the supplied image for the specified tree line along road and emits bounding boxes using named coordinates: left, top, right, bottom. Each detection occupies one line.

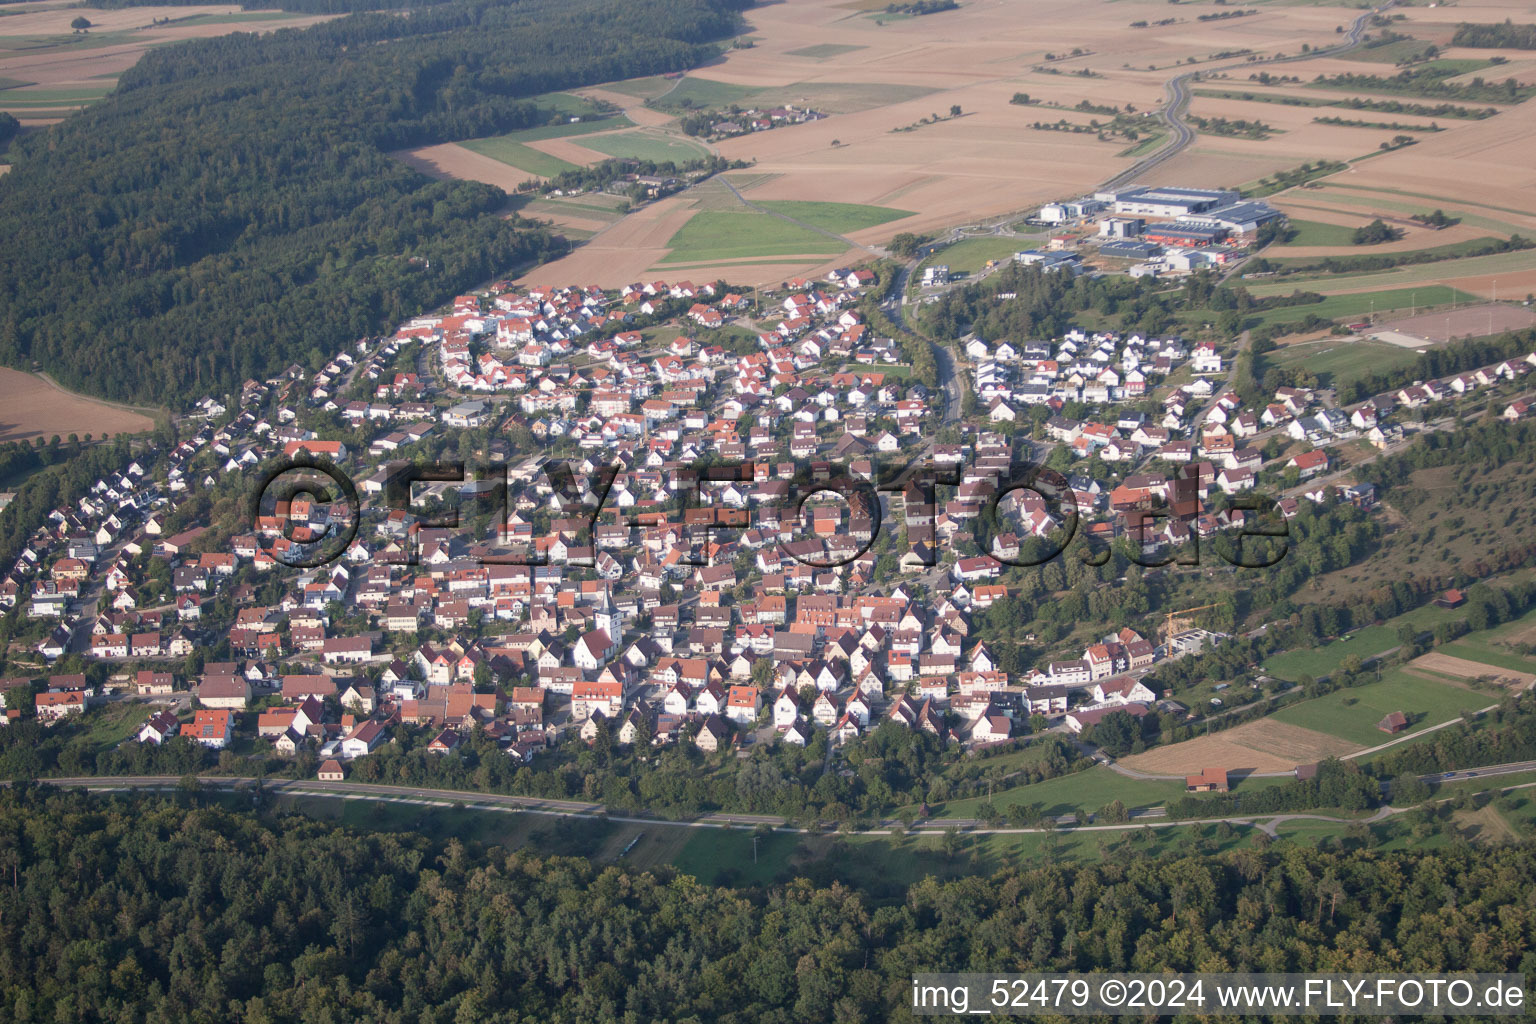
left=26, top=762, right=1536, bottom=839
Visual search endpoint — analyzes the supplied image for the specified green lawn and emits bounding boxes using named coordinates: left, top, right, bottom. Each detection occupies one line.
left=753, top=199, right=914, bottom=234
left=1257, top=337, right=1421, bottom=391
left=1274, top=218, right=1362, bottom=247
left=1268, top=669, right=1492, bottom=747
left=1244, top=285, right=1480, bottom=328
left=574, top=129, right=711, bottom=165
left=786, top=43, right=867, bottom=59
left=659, top=210, right=851, bottom=264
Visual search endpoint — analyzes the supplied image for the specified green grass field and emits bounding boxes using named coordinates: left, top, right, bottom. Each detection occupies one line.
left=530, top=91, right=607, bottom=118
left=574, top=129, right=710, bottom=164
left=673, top=828, right=802, bottom=886
left=600, top=75, right=676, bottom=100
left=652, top=76, right=761, bottom=110
left=459, top=141, right=576, bottom=177
left=1437, top=641, right=1536, bottom=675
left=1262, top=600, right=1482, bottom=681
left=1244, top=285, right=1481, bottom=328
left=930, top=766, right=1189, bottom=820
left=1269, top=669, right=1491, bottom=747
left=1117, top=130, right=1168, bottom=158
left=753, top=199, right=914, bottom=234
left=1274, top=218, right=1362, bottom=247
left=786, top=43, right=867, bottom=59
left=1346, top=38, right=1443, bottom=65
left=752, top=81, right=940, bottom=115
left=1267, top=236, right=1523, bottom=274
left=1263, top=625, right=1401, bottom=681
left=460, top=115, right=633, bottom=175
left=1257, top=337, right=1421, bottom=390
left=659, top=210, right=850, bottom=264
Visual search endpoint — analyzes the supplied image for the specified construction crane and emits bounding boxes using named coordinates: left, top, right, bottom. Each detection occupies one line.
left=1162, top=603, right=1220, bottom=642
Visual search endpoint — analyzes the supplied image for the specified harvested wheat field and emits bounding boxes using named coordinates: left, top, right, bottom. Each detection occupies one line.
left=0, top=367, right=155, bottom=443
left=1119, top=719, right=1359, bottom=776
left=1410, top=653, right=1536, bottom=689
left=506, top=0, right=1419, bottom=285
left=0, top=3, right=332, bottom=115
left=520, top=196, right=723, bottom=285
left=393, top=143, right=533, bottom=194
left=525, top=137, right=609, bottom=166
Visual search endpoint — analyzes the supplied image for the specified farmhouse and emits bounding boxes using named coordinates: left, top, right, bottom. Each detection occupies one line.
left=1184, top=767, right=1229, bottom=793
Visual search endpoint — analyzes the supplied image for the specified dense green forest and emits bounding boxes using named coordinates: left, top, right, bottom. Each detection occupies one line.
left=0, top=789, right=1532, bottom=1023
left=0, top=0, right=748, bottom=406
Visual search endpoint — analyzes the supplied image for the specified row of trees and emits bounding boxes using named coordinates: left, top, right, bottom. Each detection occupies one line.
left=1453, top=20, right=1536, bottom=49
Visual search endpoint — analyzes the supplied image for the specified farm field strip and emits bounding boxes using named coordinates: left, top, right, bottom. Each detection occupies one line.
left=1268, top=669, right=1493, bottom=748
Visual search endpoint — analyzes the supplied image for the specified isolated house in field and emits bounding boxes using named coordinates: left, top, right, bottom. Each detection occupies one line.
left=1184, top=767, right=1229, bottom=793
left=1435, top=588, right=1465, bottom=609
left=1377, top=710, right=1409, bottom=735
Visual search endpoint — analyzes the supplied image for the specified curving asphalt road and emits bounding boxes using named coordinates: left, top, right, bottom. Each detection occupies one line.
left=1102, top=0, right=1394, bottom=192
